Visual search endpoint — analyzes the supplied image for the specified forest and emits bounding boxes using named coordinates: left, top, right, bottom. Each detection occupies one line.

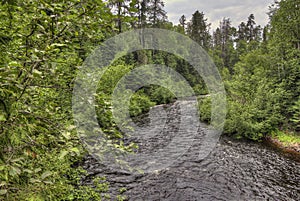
left=0, top=0, right=299, bottom=200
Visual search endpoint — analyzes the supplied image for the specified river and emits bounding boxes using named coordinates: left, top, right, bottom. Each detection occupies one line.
left=81, top=100, right=300, bottom=200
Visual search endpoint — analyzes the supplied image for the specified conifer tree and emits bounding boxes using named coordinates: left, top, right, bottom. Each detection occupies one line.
left=148, top=0, right=167, bottom=27
left=179, top=15, right=187, bottom=33
left=187, top=10, right=211, bottom=50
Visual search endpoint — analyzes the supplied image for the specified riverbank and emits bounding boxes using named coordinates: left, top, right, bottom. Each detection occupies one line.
left=264, top=131, right=300, bottom=162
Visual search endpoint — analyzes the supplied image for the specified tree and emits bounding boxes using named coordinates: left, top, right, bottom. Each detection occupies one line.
left=262, top=25, right=269, bottom=43
left=212, top=18, right=237, bottom=72
left=246, top=14, right=256, bottom=41
left=220, top=18, right=235, bottom=68
left=148, top=0, right=167, bottom=27
left=0, top=0, right=125, bottom=199
left=179, top=15, right=187, bottom=33
left=235, top=14, right=262, bottom=54
left=138, top=0, right=150, bottom=28
left=213, top=27, right=222, bottom=48
left=237, top=22, right=247, bottom=41
left=222, top=0, right=300, bottom=139
left=188, top=10, right=211, bottom=50
left=245, top=14, right=262, bottom=43
left=269, top=0, right=300, bottom=53
left=108, top=0, right=139, bottom=33
left=268, top=0, right=300, bottom=125
left=225, top=50, right=285, bottom=140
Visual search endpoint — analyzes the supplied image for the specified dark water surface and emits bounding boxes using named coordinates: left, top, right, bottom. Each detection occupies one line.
left=81, top=101, right=300, bottom=200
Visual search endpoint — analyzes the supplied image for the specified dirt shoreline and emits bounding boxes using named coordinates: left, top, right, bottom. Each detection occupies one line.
left=264, top=136, right=300, bottom=162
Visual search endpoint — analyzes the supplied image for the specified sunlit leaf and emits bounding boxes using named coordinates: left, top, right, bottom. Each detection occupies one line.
left=41, top=171, right=52, bottom=180
left=0, top=189, right=7, bottom=195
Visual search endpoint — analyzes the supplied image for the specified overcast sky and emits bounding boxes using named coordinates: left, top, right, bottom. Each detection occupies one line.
left=164, top=0, right=274, bottom=30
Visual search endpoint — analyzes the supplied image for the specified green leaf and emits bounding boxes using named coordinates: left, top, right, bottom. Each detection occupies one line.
left=33, top=69, right=42, bottom=76
left=43, top=180, right=53, bottom=184
left=0, top=181, right=7, bottom=187
left=59, top=150, right=69, bottom=160
left=9, top=166, right=21, bottom=177
left=66, top=125, right=76, bottom=131
left=23, top=169, right=33, bottom=174
left=61, top=131, right=71, bottom=139
left=0, top=189, right=7, bottom=195
left=8, top=61, right=19, bottom=67
left=29, top=178, right=41, bottom=183
left=41, top=171, right=52, bottom=180
left=11, top=157, right=24, bottom=163
left=50, top=43, right=67, bottom=47
left=0, top=114, right=6, bottom=122
left=70, top=147, right=80, bottom=155
left=34, top=168, right=42, bottom=173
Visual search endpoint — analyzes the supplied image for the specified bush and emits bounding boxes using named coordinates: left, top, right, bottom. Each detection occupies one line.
left=129, top=93, right=155, bottom=117
left=198, top=97, right=211, bottom=123
left=149, top=86, right=176, bottom=104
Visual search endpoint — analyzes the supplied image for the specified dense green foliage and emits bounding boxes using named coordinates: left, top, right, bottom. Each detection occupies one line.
left=199, top=0, right=299, bottom=140
left=0, top=0, right=126, bottom=200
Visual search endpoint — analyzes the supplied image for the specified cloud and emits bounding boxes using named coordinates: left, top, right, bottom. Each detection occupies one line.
left=164, top=0, right=272, bottom=30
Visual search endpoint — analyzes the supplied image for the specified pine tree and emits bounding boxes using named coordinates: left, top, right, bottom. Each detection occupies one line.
left=237, top=22, right=247, bottom=41
left=213, top=27, right=222, bottom=48
left=138, top=0, right=150, bottom=28
left=235, top=15, right=262, bottom=53
left=220, top=18, right=236, bottom=70
left=188, top=10, right=211, bottom=50
left=179, top=15, right=187, bottom=33
left=246, top=14, right=256, bottom=41
left=244, top=14, right=262, bottom=42
left=148, top=0, right=167, bottom=27
left=268, top=0, right=300, bottom=107
left=212, top=18, right=237, bottom=71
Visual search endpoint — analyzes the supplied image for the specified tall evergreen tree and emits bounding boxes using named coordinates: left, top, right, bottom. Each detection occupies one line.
left=213, top=27, right=222, bottom=48
left=187, top=10, right=211, bottom=50
left=220, top=18, right=237, bottom=70
left=179, top=15, right=187, bottom=33
left=212, top=18, right=237, bottom=71
left=235, top=14, right=262, bottom=53
left=246, top=14, right=256, bottom=41
left=138, top=0, right=150, bottom=28
left=244, top=14, right=262, bottom=42
left=268, top=0, right=300, bottom=104
left=148, top=0, right=167, bottom=27
left=237, top=22, right=247, bottom=41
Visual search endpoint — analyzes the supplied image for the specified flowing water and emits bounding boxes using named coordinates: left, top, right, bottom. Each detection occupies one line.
left=81, top=100, right=300, bottom=200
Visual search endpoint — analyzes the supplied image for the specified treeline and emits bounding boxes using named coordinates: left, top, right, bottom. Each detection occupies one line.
left=160, top=1, right=300, bottom=141
left=197, top=0, right=300, bottom=140
left=0, top=0, right=299, bottom=200
left=109, top=0, right=300, bottom=140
